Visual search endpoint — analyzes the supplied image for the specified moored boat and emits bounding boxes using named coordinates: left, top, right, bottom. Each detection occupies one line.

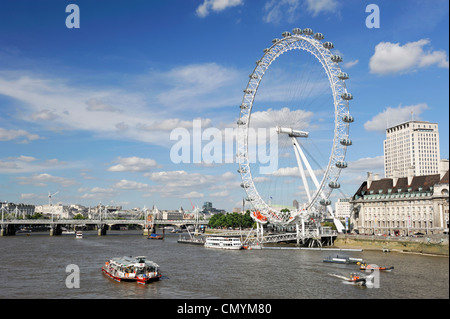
left=148, top=233, right=163, bottom=240
left=204, top=237, right=243, bottom=250
left=323, top=256, right=349, bottom=264
left=102, top=256, right=161, bottom=285
left=323, top=255, right=364, bottom=264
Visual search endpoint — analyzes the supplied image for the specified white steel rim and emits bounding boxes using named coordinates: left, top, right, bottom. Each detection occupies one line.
left=237, top=29, right=352, bottom=226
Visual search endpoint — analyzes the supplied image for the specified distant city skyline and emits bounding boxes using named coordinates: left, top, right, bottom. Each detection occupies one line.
left=0, top=0, right=448, bottom=212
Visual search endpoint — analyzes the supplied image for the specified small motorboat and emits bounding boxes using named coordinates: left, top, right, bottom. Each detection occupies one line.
left=358, top=263, right=394, bottom=272
left=75, top=231, right=83, bottom=239
left=328, top=273, right=372, bottom=286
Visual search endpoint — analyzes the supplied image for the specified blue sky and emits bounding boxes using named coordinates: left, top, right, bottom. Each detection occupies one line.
left=0, top=0, right=448, bottom=212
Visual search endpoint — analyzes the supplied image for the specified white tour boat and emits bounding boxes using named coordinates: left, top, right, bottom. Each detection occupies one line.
left=102, top=256, right=161, bottom=285
left=204, top=237, right=243, bottom=250
left=75, top=231, right=83, bottom=239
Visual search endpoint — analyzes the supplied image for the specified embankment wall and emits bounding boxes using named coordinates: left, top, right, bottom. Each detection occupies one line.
left=332, top=236, right=449, bottom=256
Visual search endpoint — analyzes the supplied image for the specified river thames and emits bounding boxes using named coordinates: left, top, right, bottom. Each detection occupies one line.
left=0, top=230, right=448, bottom=299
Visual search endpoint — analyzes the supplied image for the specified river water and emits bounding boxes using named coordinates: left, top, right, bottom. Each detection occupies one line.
left=0, top=230, right=448, bottom=299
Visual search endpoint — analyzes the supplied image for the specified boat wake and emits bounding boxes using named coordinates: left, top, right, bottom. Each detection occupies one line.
left=328, top=273, right=375, bottom=287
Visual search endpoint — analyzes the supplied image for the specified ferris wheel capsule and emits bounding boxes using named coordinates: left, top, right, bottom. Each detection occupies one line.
left=314, top=33, right=324, bottom=40
left=302, top=28, right=313, bottom=35
left=282, top=31, right=291, bottom=37
left=272, top=38, right=280, bottom=44
left=331, top=55, right=343, bottom=63
left=328, top=181, right=341, bottom=189
left=292, top=28, right=302, bottom=35
left=342, top=114, right=354, bottom=123
left=341, top=92, right=353, bottom=100
left=337, top=72, right=349, bottom=80
left=336, top=161, right=348, bottom=169
left=323, top=42, right=334, bottom=49
left=340, top=138, right=352, bottom=146
left=320, top=199, right=332, bottom=206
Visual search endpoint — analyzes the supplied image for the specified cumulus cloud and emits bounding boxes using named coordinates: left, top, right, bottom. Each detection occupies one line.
left=369, top=39, right=449, bottom=75
left=78, top=186, right=116, bottom=199
left=364, top=103, right=429, bottom=132
left=107, top=157, right=159, bottom=172
left=113, top=179, right=149, bottom=190
left=144, top=170, right=236, bottom=198
left=196, top=0, right=243, bottom=17
left=0, top=128, right=40, bottom=143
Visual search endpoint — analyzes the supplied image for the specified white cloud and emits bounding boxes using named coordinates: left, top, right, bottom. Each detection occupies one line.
left=342, top=59, right=359, bottom=69
left=346, top=156, right=384, bottom=173
left=31, top=109, right=60, bottom=121
left=17, top=173, right=78, bottom=187
left=155, top=63, right=241, bottom=110
left=0, top=63, right=241, bottom=147
left=144, top=170, right=236, bottom=198
left=0, top=127, right=40, bottom=143
left=263, top=0, right=300, bottom=23
left=196, top=0, right=243, bottom=17
left=369, top=39, right=449, bottom=75
left=304, top=0, right=339, bottom=17
left=86, top=98, right=122, bottom=113
left=78, top=186, right=116, bottom=199
left=364, top=103, right=429, bottom=132
left=113, top=179, right=149, bottom=190
left=250, top=107, right=314, bottom=130
left=0, top=156, right=72, bottom=174
left=263, top=0, right=338, bottom=23
left=107, top=157, right=159, bottom=172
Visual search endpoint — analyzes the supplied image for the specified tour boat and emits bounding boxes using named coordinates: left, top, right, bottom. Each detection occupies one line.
left=102, top=256, right=161, bottom=285
left=75, top=231, right=83, bottom=239
left=204, top=237, right=243, bottom=250
left=358, top=263, right=394, bottom=272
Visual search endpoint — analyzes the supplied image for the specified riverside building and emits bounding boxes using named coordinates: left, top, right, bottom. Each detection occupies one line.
left=350, top=165, right=449, bottom=236
left=384, top=120, right=440, bottom=178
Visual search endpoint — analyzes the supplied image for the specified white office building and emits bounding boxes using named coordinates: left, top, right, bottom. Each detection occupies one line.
left=384, top=121, right=440, bottom=178
left=335, top=198, right=352, bottom=219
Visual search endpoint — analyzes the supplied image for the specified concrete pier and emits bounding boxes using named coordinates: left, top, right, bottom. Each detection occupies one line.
left=0, top=225, right=16, bottom=236
left=97, top=224, right=108, bottom=236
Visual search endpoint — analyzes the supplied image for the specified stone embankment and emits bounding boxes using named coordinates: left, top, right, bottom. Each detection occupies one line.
left=332, top=234, right=449, bottom=256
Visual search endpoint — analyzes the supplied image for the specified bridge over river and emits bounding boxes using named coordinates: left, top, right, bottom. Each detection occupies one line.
left=0, top=218, right=209, bottom=236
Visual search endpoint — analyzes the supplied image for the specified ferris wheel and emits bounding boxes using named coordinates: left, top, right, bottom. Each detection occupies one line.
left=237, top=28, right=354, bottom=227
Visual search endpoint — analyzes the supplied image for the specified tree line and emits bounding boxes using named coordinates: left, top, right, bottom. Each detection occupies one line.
left=208, top=211, right=254, bottom=229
